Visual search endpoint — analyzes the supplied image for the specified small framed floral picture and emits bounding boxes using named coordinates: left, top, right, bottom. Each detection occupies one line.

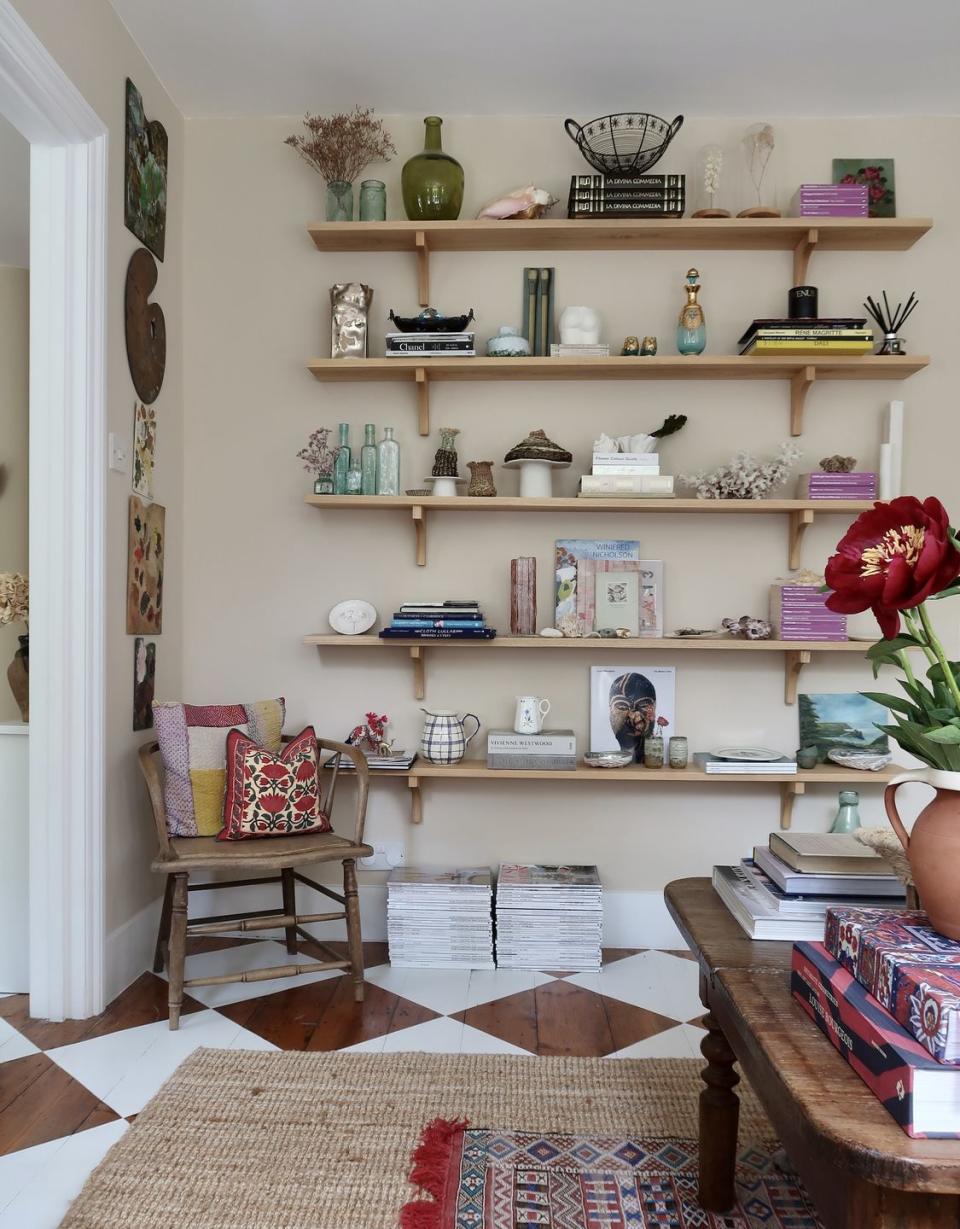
left=832, top=158, right=896, bottom=218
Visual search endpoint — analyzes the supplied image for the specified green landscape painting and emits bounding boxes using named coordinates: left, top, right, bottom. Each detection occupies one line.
left=798, top=692, right=889, bottom=760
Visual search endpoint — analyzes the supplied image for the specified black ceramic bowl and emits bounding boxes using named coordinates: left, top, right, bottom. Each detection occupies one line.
left=388, top=308, right=475, bottom=333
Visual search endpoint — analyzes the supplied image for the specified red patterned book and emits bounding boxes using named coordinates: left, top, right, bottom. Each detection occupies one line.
left=825, top=906, right=960, bottom=1064
left=791, top=942, right=960, bottom=1137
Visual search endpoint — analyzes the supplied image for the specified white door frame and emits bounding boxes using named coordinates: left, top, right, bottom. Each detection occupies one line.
left=0, top=1, right=107, bottom=1019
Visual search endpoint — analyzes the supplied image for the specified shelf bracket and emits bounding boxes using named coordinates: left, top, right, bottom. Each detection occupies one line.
left=788, top=507, right=814, bottom=571
left=780, top=781, right=805, bottom=830
left=792, top=227, right=819, bottom=285
left=784, top=649, right=812, bottom=705
left=408, top=776, right=423, bottom=824
left=415, top=366, right=429, bottom=436
left=790, top=365, right=816, bottom=437
left=415, top=231, right=430, bottom=307
left=411, top=503, right=427, bottom=566
left=409, top=646, right=426, bottom=699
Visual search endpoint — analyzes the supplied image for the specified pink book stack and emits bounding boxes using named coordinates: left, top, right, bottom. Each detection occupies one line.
left=791, top=183, right=869, bottom=217
left=769, top=582, right=848, bottom=641
left=799, top=471, right=879, bottom=499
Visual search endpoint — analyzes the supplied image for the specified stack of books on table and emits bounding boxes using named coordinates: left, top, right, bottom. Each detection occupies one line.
left=496, top=863, right=602, bottom=971
left=332, top=747, right=417, bottom=772
left=379, top=600, right=496, bottom=641
left=486, top=729, right=577, bottom=771
left=387, top=866, right=494, bottom=969
left=567, top=174, right=686, bottom=218
left=579, top=449, right=674, bottom=498
left=738, top=317, right=873, bottom=356
left=769, top=580, right=848, bottom=641
left=693, top=751, right=797, bottom=775
left=385, top=331, right=475, bottom=357
left=713, top=832, right=903, bottom=941
left=797, top=471, right=879, bottom=500
left=793, top=905, right=960, bottom=1137
left=791, top=182, right=869, bottom=217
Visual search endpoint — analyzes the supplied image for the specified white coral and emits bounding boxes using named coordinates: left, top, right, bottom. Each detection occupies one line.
left=679, top=442, right=802, bottom=500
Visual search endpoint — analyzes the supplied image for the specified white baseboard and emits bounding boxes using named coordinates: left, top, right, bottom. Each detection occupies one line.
left=104, top=896, right=163, bottom=1003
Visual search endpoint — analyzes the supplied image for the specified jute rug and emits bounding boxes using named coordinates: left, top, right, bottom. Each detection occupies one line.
left=61, top=1049, right=785, bottom=1229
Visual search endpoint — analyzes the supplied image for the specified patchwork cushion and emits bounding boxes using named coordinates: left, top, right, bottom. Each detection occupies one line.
left=153, top=697, right=285, bottom=836
left=218, top=725, right=330, bottom=841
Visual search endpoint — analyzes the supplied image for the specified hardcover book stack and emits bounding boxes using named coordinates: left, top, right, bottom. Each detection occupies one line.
left=495, top=863, right=603, bottom=971
left=380, top=600, right=496, bottom=641
left=567, top=174, right=686, bottom=219
left=579, top=448, right=675, bottom=499
left=486, top=729, right=577, bottom=771
left=791, top=182, right=869, bottom=217
left=797, top=470, right=879, bottom=500
left=333, top=746, right=417, bottom=772
left=386, top=330, right=475, bottom=357
left=693, top=751, right=797, bottom=775
left=738, top=317, right=873, bottom=356
left=522, top=267, right=555, bottom=356
left=770, top=581, right=848, bottom=641
left=387, top=866, right=494, bottom=969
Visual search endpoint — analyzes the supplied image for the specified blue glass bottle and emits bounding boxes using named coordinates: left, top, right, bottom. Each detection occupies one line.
left=676, top=267, right=706, bottom=355
left=334, top=423, right=351, bottom=494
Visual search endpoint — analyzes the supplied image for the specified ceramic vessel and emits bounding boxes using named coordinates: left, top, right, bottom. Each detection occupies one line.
left=503, top=458, right=568, bottom=498
left=467, top=460, right=496, bottom=497
left=402, top=117, right=464, bottom=221
left=514, top=696, right=550, bottom=734
left=6, top=634, right=27, bottom=722
left=420, top=708, right=480, bottom=765
left=487, top=326, right=530, bottom=358
left=676, top=268, right=706, bottom=355
left=885, top=768, right=960, bottom=938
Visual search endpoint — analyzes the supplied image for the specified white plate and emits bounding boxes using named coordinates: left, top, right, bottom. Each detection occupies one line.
left=328, top=599, right=377, bottom=636
left=709, top=745, right=783, bottom=762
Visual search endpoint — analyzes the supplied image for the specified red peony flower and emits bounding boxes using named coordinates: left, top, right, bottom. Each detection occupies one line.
left=825, top=496, right=960, bottom=637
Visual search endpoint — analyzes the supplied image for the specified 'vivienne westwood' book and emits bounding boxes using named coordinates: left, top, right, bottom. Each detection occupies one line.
left=791, top=941, right=960, bottom=1137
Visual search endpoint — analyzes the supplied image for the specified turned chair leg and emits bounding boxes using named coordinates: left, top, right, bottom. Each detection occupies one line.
left=343, top=859, right=364, bottom=1002
left=281, top=867, right=298, bottom=955
left=167, top=872, right=189, bottom=1031
left=153, top=875, right=174, bottom=973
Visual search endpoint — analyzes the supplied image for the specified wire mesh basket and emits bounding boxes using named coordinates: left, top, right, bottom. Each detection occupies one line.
left=564, top=113, right=683, bottom=177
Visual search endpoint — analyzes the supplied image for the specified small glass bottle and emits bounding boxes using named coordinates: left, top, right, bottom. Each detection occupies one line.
left=360, top=423, right=378, bottom=494
left=333, top=423, right=351, bottom=494
left=359, top=179, right=386, bottom=222
left=676, top=268, right=706, bottom=356
left=377, top=426, right=400, bottom=495
left=643, top=735, right=665, bottom=769
left=831, top=789, right=861, bottom=834
left=668, top=736, right=689, bottom=769
left=345, top=461, right=363, bottom=495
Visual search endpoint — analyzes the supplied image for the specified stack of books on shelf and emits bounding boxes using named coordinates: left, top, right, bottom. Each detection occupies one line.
left=693, top=751, right=797, bottom=775
left=496, top=863, right=603, bottom=971
left=794, top=905, right=960, bottom=1137
left=486, top=729, right=577, bottom=771
left=549, top=342, right=610, bottom=358
left=770, top=580, right=848, bottom=641
left=738, top=317, right=873, bottom=356
left=379, top=600, right=496, bottom=641
left=387, top=866, right=494, bottom=969
left=798, top=470, right=879, bottom=500
left=333, top=746, right=417, bottom=771
left=579, top=448, right=674, bottom=498
left=567, top=174, right=686, bottom=218
left=385, top=330, right=475, bottom=357
left=713, top=832, right=903, bottom=941
left=791, top=182, right=869, bottom=217
left=522, top=267, right=555, bottom=356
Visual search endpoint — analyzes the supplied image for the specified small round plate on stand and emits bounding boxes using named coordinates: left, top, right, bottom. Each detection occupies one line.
left=328, top=599, right=377, bottom=636
left=709, top=745, right=783, bottom=762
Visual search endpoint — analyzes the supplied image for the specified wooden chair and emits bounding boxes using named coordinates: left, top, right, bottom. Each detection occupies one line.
left=139, top=736, right=372, bottom=1029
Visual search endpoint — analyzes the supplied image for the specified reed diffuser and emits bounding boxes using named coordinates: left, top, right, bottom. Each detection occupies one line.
left=863, top=290, right=918, bottom=355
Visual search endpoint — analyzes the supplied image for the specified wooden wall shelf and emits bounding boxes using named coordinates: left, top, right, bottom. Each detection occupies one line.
left=306, top=355, right=928, bottom=438
left=305, top=494, right=870, bottom=570
left=304, top=633, right=874, bottom=704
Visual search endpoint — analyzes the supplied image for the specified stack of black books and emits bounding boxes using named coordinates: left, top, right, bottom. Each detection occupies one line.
left=738, top=318, right=872, bottom=356
left=567, top=174, right=685, bottom=219
left=385, top=331, right=475, bottom=357
left=380, top=600, right=496, bottom=640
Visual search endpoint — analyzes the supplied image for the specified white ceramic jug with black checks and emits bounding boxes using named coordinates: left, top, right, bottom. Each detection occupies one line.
left=420, top=708, right=481, bottom=764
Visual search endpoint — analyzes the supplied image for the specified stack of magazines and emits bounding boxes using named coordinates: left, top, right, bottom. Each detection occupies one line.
left=387, top=867, right=494, bottom=968
left=496, top=863, right=602, bottom=971
left=332, top=746, right=417, bottom=771
left=385, top=331, right=475, bottom=358
left=380, top=600, right=496, bottom=641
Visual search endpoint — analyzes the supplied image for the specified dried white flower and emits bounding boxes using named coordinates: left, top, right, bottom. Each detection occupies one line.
left=702, top=145, right=722, bottom=203
left=743, top=123, right=775, bottom=206
left=679, top=442, right=802, bottom=500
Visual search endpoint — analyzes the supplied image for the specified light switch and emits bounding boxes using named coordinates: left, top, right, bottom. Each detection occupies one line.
left=109, top=433, right=129, bottom=474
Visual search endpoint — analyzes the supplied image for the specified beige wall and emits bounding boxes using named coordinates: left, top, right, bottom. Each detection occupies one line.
left=181, top=114, right=956, bottom=908
left=0, top=266, right=28, bottom=721
left=13, top=0, right=185, bottom=973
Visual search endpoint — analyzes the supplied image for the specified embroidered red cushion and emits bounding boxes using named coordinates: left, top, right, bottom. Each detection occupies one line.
left=218, top=725, right=331, bottom=840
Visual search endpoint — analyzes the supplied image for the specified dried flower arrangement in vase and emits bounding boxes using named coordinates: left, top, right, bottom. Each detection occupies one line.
left=737, top=123, right=780, bottom=218
left=298, top=427, right=342, bottom=494
left=0, top=572, right=29, bottom=721
left=679, top=442, right=802, bottom=499
left=692, top=144, right=731, bottom=218
left=285, top=107, right=396, bottom=222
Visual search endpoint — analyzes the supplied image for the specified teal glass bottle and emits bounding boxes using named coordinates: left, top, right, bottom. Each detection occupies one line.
left=377, top=426, right=400, bottom=495
left=359, top=179, right=386, bottom=222
left=325, top=180, right=353, bottom=222
left=402, top=117, right=464, bottom=221
left=360, top=423, right=378, bottom=494
left=676, top=267, right=706, bottom=355
left=333, top=423, right=351, bottom=494
left=830, top=789, right=861, bottom=834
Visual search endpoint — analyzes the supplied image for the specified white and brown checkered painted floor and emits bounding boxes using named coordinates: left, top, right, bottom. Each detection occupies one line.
left=0, top=936, right=703, bottom=1226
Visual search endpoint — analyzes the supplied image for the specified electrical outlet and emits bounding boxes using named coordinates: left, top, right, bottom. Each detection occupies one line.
left=108, top=433, right=129, bottom=474
left=385, top=843, right=405, bottom=868
left=359, top=843, right=392, bottom=871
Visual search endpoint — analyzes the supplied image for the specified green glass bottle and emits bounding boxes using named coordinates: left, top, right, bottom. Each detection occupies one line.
left=333, top=423, right=351, bottom=495
left=830, top=789, right=861, bottom=834
left=360, top=423, right=378, bottom=494
left=402, top=117, right=464, bottom=221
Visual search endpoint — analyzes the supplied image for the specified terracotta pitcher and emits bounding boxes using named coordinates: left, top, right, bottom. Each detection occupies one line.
left=885, top=768, right=960, bottom=938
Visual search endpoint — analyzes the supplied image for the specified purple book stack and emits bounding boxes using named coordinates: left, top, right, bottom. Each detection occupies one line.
left=791, top=183, right=869, bottom=218
left=800, top=471, right=879, bottom=500
left=770, top=583, right=848, bottom=642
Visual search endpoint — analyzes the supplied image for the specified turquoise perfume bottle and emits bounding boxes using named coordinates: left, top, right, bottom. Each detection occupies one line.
left=333, top=422, right=351, bottom=494
left=360, top=423, right=378, bottom=494
left=676, top=267, right=706, bottom=355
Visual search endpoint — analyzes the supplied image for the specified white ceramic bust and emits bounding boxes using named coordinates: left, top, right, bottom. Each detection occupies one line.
left=559, top=306, right=601, bottom=345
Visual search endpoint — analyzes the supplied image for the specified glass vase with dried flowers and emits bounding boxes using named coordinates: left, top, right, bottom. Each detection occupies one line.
left=285, top=107, right=396, bottom=222
left=0, top=572, right=29, bottom=721
left=297, top=427, right=342, bottom=495
left=737, top=122, right=780, bottom=218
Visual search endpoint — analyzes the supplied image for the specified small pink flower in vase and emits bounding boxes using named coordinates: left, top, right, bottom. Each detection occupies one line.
left=656, top=716, right=670, bottom=733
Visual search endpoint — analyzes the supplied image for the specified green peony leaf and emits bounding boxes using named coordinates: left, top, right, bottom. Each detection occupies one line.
left=923, top=725, right=960, bottom=744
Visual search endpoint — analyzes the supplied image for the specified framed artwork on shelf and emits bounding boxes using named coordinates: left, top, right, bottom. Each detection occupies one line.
left=126, top=495, right=165, bottom=634
left=133, top=637, right=156, bottom=731
left=798, top=692, right=889, bottom=760
left=132, top=400, right=156, bottom=500
left=589, top=665, right=676, bottom=758
left=832, top=158, right=895, bottom=218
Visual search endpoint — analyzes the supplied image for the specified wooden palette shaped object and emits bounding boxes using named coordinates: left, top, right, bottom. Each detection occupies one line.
left=125, top=247, right=166, bottom=404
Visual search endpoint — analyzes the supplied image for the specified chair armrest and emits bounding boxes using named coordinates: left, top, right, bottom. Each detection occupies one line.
left=318, top=738, right=370, bottom=847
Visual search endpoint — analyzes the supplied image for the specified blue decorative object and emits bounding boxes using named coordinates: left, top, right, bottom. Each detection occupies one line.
left=676, top=268, right=706, bottom=356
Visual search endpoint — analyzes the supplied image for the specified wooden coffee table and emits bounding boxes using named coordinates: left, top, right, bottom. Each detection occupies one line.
left=665, top=877, right=960, bottom=1228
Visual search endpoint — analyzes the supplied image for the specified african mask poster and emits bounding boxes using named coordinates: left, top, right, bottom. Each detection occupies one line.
left=132, top=400, right=156, bottom=500
left=126, top=496, right=165, bottom=634
left=133, top=637, right=156, bottom=731
left=124, top=78, right=168, bottom=260
left=589, top=665, right=676, bottom=760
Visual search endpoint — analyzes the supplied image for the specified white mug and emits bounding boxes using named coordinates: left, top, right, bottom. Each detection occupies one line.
left=514, top=695, right=551, bottom=734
